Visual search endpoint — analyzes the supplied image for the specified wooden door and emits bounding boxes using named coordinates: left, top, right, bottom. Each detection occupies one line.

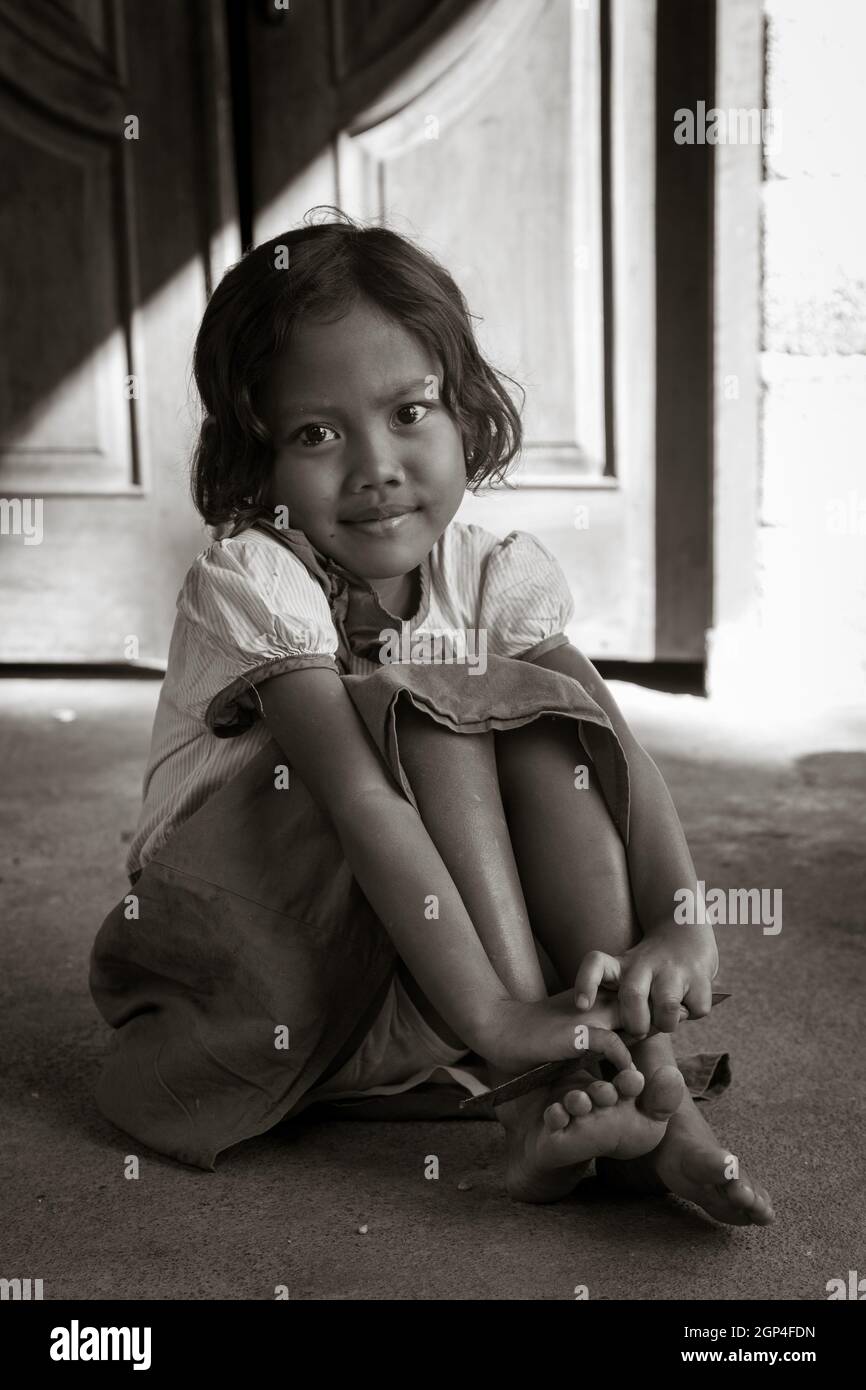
left=246, top=0, right=659, bottom=659
left=0, top=0, right=239, bottom=663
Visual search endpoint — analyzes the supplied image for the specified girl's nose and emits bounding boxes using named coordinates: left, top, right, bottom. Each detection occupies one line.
left=348, top=432, right=407, bottom=486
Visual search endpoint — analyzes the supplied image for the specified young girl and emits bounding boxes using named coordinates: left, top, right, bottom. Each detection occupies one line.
left=90, top=210, right=773, bottom=1224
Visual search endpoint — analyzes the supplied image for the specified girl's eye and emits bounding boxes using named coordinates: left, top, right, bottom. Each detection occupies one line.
left=393, top=403, right=430, bottom=426
left=296, top=424, right=338, bottom=448
left=293, top=402, right=431, bottom=447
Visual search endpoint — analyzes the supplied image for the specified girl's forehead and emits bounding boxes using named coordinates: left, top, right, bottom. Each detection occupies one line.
left=270, top=308, right=441, bottom=393
left=288, top=301, right=421, bottom=355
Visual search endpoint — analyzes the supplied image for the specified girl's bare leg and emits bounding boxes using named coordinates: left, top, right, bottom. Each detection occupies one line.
left=493, top=715, right=774, bottom=1222
left=394, top=702, right=688, bottom=1202
left=394, top=701, right=629, bottom=1028
left=393, top=702, right=545, bottom=1013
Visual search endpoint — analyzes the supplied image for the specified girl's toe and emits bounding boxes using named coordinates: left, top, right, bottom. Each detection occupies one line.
left=726, top=1177, right=757, bottom=1210
left=751, top=1185, right=775, bottom=1221
left=544, top=1101, right=570, bottom=1132
left=613, top=1068, right=645, bottom=1099
left=587, top=1080, right=618, bottom=1108
left=563, top=1088, right=593, bottom=1117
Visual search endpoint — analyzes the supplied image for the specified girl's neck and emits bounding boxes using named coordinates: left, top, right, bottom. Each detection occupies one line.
left=371, top=567, right=421, bottom=621
left=252, top=517, right=423, bottom=621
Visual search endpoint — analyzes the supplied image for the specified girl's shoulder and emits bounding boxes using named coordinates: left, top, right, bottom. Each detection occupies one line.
left=436, top=520, right=574, bottom=658
left=438, top=519, right=563, bottom=588
left=167, top=525, right=339, bottom=734
left=177, top=525, right=336, bottom=645
left=183, top=525, right=327, bottom=605
left=189, top=523, right=314, bottom=574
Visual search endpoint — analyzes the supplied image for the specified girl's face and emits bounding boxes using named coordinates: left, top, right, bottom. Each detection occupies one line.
left=259, top=299, right=468, bottom=591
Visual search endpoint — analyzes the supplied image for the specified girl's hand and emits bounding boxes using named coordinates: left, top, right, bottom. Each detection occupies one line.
left=477, top=993, right=634, bottom=1075
left=574, top=925, right=719, bottom=1038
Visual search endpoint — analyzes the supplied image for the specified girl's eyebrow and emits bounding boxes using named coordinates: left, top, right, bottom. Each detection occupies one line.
left=279, top=378, right=436, bottom=420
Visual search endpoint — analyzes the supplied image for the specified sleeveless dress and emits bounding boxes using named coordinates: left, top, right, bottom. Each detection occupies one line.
left=89, top=519, right=730, bottom=1170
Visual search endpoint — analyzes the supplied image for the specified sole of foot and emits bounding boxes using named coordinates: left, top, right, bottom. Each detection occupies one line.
left=504, top=1063, right=685, bottom=1204
left=596, top=1096, right=775, bottom=1227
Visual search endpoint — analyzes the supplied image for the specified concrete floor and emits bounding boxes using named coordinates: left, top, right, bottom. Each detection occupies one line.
left=1, top=677, right=864, bottom=1301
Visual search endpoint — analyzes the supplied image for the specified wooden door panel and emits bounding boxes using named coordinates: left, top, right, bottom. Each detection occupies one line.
left=250, top=0, right=657, bottom=659
left=0, top=85, right=136, bottom=492
left=0, top=0, right=708, bottom=666
left=0, top=0, right=240, bottom=662
left=365, top=0, right=605, bottom=477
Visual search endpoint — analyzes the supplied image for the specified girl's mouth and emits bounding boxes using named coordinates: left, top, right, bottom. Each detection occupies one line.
left=344, top=509, right=419, bottom=537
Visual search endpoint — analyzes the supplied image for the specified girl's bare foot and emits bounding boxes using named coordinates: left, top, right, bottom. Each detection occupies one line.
left=502, top=1062, right=686, bottom=1204
left=596, top=1090, right=775, bottom=1226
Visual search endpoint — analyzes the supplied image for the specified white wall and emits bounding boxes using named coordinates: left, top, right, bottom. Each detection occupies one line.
left=761, top=0, right=866, bottom=699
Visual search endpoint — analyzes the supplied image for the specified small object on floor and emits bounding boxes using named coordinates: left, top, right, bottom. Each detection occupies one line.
left=357, top=1223, right=368, bottom=1234
left=457, top=1180, right=473, bottom=1191
left=459, top=1060, right=577, bottom=1111
left=459, top=990, right=732, bottom=1112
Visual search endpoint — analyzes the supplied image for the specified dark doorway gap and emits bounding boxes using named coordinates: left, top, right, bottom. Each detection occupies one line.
left=225, top=0, right=254, bottom=252
left=599, top=0, right=615, bottom=477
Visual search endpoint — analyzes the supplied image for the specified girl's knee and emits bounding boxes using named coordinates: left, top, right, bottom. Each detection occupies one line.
left=496, top=718, right=612, bottom=822
left=396, top=700, right=496, bottom=785
left=396, top=697, right=443, bottom=735
left=494, top=714, right=583, bottom=790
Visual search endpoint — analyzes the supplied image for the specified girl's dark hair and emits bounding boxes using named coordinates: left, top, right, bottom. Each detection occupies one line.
left=190, top=207, right=523, bottom=534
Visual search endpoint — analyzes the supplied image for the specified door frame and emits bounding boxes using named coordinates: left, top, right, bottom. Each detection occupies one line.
left=706, top=0, right=763, bottom=694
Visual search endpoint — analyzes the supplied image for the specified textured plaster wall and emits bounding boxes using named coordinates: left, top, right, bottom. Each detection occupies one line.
left=760, top=0, right=866, bottom=698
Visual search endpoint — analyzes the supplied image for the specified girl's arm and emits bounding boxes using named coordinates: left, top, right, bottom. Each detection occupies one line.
left=257, top=667, right=631, bottom=1075
left=526, top=642, right=719, bottom=1036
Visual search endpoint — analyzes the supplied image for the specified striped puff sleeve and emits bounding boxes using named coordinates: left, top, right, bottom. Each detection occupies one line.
left=477, top=530, right=575, bottom=661
left=174, top=534, right=340, bottom=736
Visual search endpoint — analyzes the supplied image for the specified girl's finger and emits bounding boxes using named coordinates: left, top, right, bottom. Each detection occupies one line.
left=574, top=950, right=622, bottom=1010
left=649, top=967, right=687, bottom=1033
left=682, top=972, right=713, bottom=1020
left=617, top=964, right=653, bottom=1037
left=581, top=1025, right=633, bottom=1075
